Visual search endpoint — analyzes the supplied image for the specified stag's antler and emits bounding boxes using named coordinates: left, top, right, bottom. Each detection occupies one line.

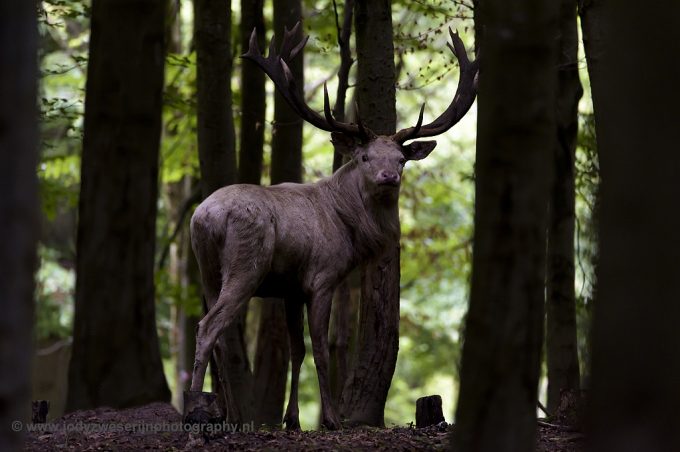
left=242, top=22, right=374, bottom=142
left=392, top=29, right=479, bottom=144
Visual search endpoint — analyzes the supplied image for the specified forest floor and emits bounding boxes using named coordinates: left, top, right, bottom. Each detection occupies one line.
left=23, top=402, right=584, bottom=451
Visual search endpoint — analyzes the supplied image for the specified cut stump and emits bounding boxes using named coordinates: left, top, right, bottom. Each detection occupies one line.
left=416, top=395, right=444, bottom=428
left=183, top=391, right=223, bottom=425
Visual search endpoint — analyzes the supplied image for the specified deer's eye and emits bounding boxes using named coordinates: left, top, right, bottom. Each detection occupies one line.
left=399, top=157, right=406, bottom=165
left=362, top=154, right=369, bottom=162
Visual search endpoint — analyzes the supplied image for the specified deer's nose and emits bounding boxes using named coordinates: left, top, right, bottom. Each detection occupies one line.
left=377, top=170, right=400, bottom=186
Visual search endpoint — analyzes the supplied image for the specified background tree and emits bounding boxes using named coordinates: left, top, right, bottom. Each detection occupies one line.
left=238, top=0, right=266, bottom=185
left=66, top=0, right=170, bottom=411
left=251, top=0, right=303, bottom=426
left=546, top=0, right=582, bottom=414
left=193, top=0, right=253, bottom=423
left=328, top=0, right=356, bottom=409
left=340, top=0, right=399, bottom=427
left=452, top=0, right=558, bottom=450
left=589, top=2, right=680, bottom=450
left=0, top=0, right=38, bottom=449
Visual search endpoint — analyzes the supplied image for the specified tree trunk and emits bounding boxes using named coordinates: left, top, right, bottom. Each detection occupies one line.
left=66, top=0, right=170, bottom=411
left=328, top=0, right=356, bottom=408
left=238, top=0, right=266, bottom=185
left=451, top=1, right=558, bottom=450
left=340, top=0, right=398, bottom=428
left=194, top=0, right=253, bottom=423
left=251, top=0, right=303, bottom=426
left=588, top=3, right=680, bottom=451
left=0, top=1, right=38, bottom=448
left=546, top=0, right=582, bottom=415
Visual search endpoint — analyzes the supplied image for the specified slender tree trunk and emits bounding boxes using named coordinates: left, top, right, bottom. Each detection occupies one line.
left=546, top=0, right=582, bottom=414
left=0, top=1, right=38, bottom=448
left=194, top=0, right=253, bottom=423
left=588, top=3, right=680, bottom=451
left=328, top=0, right=356, bottom=408
left=67, top=0, right=170, bottom=411
left=238, top=0, right=266, bottom=185
left=340, top=0, right=398, bottom=427
left=451, top=1, right=558, bottom=450
left=164, top=5, right=200, bottom=412
left=251, top=0, right=303, bottom=426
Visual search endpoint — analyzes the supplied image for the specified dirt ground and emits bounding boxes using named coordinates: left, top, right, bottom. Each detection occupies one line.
left=23, top=402, right=584, bottom=451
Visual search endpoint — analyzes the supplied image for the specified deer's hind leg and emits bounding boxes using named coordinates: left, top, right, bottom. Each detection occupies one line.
left=190, top=214, right=275, bottom=393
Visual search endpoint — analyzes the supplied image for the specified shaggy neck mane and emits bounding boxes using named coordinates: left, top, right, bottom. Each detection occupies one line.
left=320, top=160, right=400, bottom=260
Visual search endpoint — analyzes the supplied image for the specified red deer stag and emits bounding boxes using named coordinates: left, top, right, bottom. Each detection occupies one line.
left=187, top=23, right=478, bottom=430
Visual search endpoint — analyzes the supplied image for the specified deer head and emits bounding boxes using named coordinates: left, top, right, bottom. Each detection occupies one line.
left=242, top=22, right=479, bottom=194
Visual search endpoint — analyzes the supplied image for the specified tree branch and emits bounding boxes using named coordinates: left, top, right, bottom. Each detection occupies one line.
left=157, top=186, right=202, bottom=270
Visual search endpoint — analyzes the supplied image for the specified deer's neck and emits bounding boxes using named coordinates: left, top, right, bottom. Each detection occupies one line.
left=324, top=162, right=400, bottom=261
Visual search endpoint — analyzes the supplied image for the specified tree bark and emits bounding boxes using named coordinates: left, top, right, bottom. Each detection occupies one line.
left=0, top=0, right=38, bottom=448
left=340, top=0, right=398, bottom=428
left=238, top=0, right=266, bottom=185
left=328, top=0, right=356, bottom=408
left=67, top=0, right=170, bottom=411
left=587, top=2, right=680, bottom=451
left=251, top=0, right=303, bottom=426
left=451, top=1, right=558, bottom=450
left=546, top=0, right=582, bottom=415
left=194, top=0, right=253, bottom=423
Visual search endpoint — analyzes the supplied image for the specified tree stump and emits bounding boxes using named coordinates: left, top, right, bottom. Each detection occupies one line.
left=416, top=395, right=445, bottom=428
left=183, top=391, right=223, bottom=425
left=32, top=400, right=49, bottom=423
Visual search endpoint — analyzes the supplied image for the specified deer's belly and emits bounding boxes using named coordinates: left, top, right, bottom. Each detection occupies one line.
left=253, top=271, right=303, bottom=299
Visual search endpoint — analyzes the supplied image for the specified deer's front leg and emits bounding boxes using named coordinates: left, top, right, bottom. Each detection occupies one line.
left=308, top=290, right=341, bottom=430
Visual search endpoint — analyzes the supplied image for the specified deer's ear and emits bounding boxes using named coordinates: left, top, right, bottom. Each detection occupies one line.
left=403, top=140, right=437, bottom=161
left=331, top=132, right=358, bottom=157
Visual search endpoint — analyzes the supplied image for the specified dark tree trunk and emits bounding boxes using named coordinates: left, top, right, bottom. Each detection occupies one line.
left=546, top=0, right=582, bottom=415
left=251, top=0, right=303, bottom=426
left=66, top=0, right=170, bottom=411
left=238, top=0, right=266, bottom=185
left=270, top=0, right=303, bottom=185
left=252, top=298, right=289, bottom=426
left=195, top=0, right=236, bottom=192
left=588, top=3, right=680, bottom=451
left=0, top=1, right=38, bottom=448
left=340, top=1, right=398, bottom=427
left=451, top=1, right=558, bottom=450
left=194, top=0, right=253, bottom=423
left=328, top=0, right=356, bottom=408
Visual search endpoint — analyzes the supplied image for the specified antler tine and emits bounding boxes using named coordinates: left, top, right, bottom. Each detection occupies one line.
left=279, top=25, right=296, bottom=60
left=323, top=83, right=372, bottom=139
left=242, top=21, right=373, bottom=140
left=392, top=29, right=479, bottom=144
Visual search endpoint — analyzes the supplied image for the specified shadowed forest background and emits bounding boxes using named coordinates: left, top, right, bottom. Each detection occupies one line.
left=34, top=0, right=521, bottom=427
left=2, top=0, right=680, bottom=450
